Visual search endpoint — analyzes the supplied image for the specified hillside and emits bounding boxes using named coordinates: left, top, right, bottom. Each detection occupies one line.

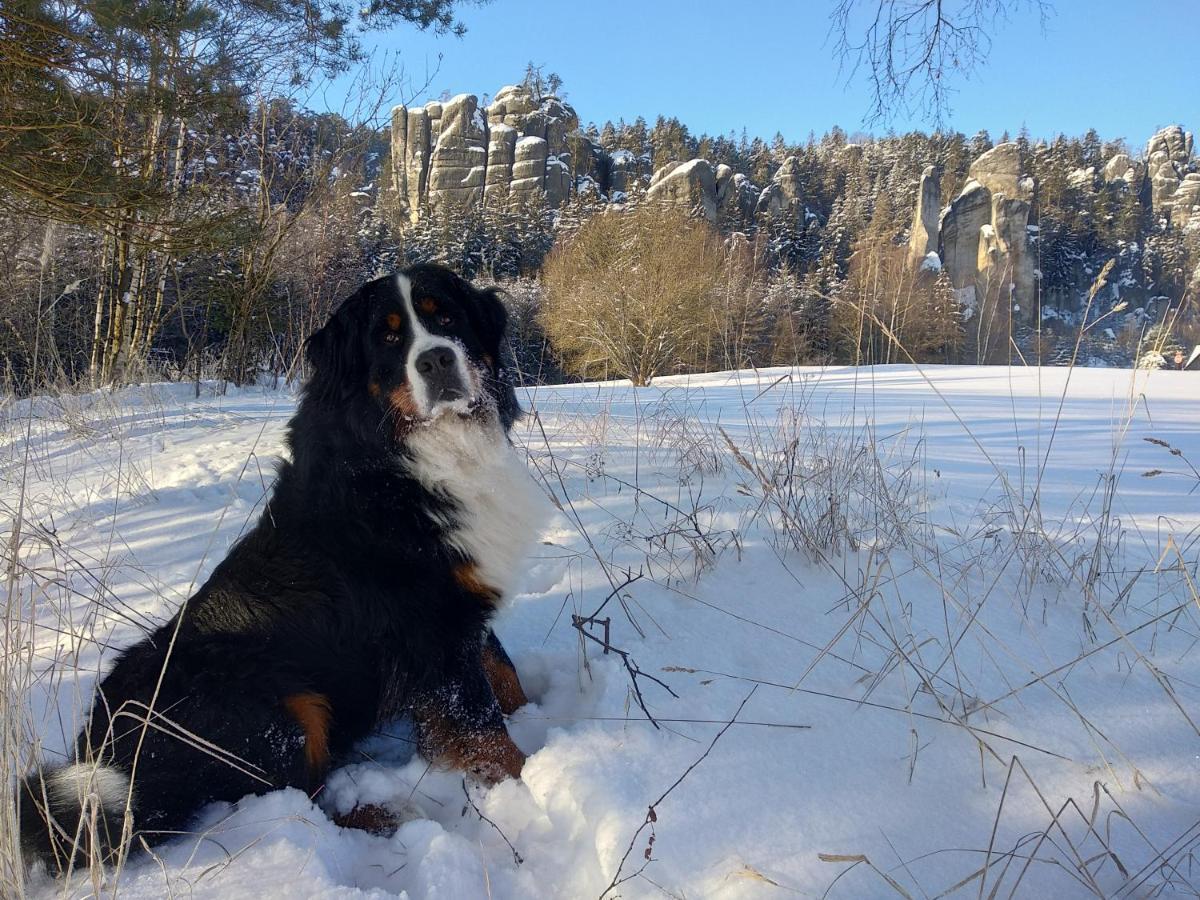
left=3, top=76, right=1198, bottom=391
left=388, top=83, right=1199, bottom=325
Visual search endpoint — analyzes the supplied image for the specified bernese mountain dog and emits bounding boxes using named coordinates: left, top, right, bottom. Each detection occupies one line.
left=19, top=264, right=549, bottom=874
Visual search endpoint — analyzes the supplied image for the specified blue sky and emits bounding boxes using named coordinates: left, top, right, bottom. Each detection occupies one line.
left=323, top=0, right=1198, bottom=147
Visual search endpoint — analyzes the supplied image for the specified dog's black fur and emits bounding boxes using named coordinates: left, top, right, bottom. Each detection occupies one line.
left=20, top=264, right=538, bottom=874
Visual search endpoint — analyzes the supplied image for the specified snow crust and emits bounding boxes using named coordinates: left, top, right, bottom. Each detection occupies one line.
left=10, top=365, right=1200, bottom=899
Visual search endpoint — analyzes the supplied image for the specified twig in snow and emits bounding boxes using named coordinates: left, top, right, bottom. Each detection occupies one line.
left=599, top=686, right=757, bottom=898
left=573, top=571, right=677, bottom=729
left=461, top=779, right=522, bottom=866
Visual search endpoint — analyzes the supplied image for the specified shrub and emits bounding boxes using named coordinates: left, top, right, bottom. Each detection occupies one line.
left=541, top=204, right=725, bottom=385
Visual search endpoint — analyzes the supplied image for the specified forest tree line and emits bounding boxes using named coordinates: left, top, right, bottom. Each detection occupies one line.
left=2, top=2, right=1196, bottom=392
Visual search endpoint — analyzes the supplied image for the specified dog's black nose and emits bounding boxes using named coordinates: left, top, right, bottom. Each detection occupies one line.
left=414, top=345, right=467, bottom=405
left=415, top=346, right=456, bottom=376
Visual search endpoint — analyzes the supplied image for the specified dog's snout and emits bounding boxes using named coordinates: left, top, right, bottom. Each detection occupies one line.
left=416, top=346, right=456, bottom=377
left=413, top=344, right=468, bottom=407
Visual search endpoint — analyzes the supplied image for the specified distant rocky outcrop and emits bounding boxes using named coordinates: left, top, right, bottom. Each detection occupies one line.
left=391, top=85, right=580, bottom=222
left=1139, top=125, right=1200, bottom=229
left=426, top=94, right=487, bottom=211
left=755, top=156, right=804, bottom=222
left=929, top=142, right=1036, bottom=311
left=646, top=159, right=718, bottom=221
left=1101, top=152, right=1143, bottom=186
left=388, top=84, right=808, bottom=229
left=906, top=164, right=942, bottom=268
left=906, top=126, right=1198, bottom=314
left=716, top=164, right=759, bottom=221
left=1146, top=126, right=1193, bottom=209
left=387, top=85, right=1197, bottom=297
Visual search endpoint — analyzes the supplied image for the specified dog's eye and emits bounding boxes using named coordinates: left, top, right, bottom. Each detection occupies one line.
left=383, top=332, right=400, bottom=344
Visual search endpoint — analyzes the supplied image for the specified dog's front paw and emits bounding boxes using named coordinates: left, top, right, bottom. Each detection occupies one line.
left=333, top=797, right=426, bottom=836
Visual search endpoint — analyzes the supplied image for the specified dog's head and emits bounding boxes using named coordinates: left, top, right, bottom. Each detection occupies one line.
left=304, top=265, right=520, bottom=436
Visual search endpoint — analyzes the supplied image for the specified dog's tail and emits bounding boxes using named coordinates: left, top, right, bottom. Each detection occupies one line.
left=18, top=762, right=134, bottom=875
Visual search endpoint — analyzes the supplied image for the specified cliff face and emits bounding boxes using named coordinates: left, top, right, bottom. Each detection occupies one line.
left=391, top=86, right=586, bottom=223
left=388, top=86, right=1198, bottom=313
left=932, top=142, right=1037, bottom=312
left=1144, top=125, right=1200, bottom=229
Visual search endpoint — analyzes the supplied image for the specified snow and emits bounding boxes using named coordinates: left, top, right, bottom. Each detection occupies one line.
left=919, top=251, right=942, bottom=271
left=8, top=365, right=1200, bottom=898
left=668, top=158, right=709, bottom=178
left=458, top=166, right=484, bottom=186
left=516, top=136, right=547, bottom=150
left=954, top=178, right=983, bottom=199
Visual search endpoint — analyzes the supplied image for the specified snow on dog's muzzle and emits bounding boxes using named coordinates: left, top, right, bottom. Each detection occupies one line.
left=412, top=343, right=474, bottom=414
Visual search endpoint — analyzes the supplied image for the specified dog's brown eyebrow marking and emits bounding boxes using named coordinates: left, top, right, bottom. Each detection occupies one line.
left=386, top=313, right=402, bottom=330
left=417, top=297, right=438, bottom=315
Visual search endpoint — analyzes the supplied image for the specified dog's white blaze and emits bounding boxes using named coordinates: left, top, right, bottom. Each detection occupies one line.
left=47, top=763, right=129, bottom=810
left=395, top=273, right=474, bottom=416
left=406, top=418, right=550, bottom=601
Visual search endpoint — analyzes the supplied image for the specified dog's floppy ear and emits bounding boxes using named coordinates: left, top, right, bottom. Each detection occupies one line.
left=468, top=284, right=522, bottom=429
left=469, top=285, right=510, bottom=355
left=304, top=285, right=369, bottom=401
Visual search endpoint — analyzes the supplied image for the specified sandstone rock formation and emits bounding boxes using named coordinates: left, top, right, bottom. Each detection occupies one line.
left=940, top=181, right=993, bottom=294
left=607, top=149, right=648, bottom=196
left=968, top=142, right=1027, bottom=199
left=426, top=94, right=487, bottom=211
left=755, top=156, right=805, bottom=222
left=1145, top=125, right=1198, bottom=224
left=388, top=84, right=1192, bottom=292
left=643, top=157, right=767, bottom=225
left=716, top=164, right=759, bottom=222
left=932, top=143, right=1036, bottom=311
left=391, top=84, right=583, bottom=220
left=484, top=123, right=516, bottom=202
left=906, top=164, right=942, bottom=268
left=646, top=159, right=718, bottom=221
left=1102, top=153, right=1143, bottom=186
left=388, top=83, right=823, bottom=229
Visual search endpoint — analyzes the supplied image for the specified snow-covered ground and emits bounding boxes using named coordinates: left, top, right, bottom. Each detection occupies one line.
left=4, top=364, right=1199, bottom=899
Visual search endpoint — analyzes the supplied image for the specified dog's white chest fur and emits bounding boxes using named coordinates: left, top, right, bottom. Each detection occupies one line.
left=405, top=419, right=549, bottom=600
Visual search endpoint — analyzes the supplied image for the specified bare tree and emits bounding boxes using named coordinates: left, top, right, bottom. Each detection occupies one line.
left=830, top=0, right=1052, bottom=124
